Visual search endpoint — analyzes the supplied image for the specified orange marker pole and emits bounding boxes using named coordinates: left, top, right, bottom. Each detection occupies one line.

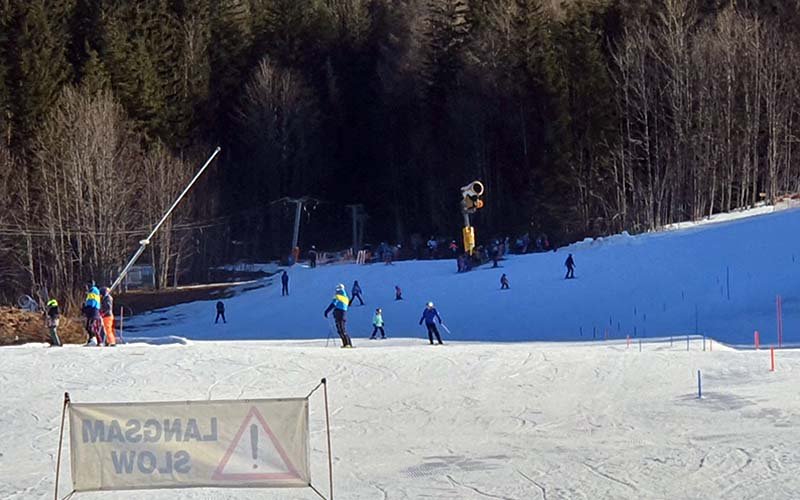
left=755, top=330, right=760, bottom=350
left=770, top=347, right=775, bottom=372
left=777, top=295, right=783, bottom=348
left=626, top=335, right=630, bottom=348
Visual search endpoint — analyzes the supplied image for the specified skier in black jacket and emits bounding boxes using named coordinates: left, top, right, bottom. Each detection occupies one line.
left=565, top=254, right=575, bottom=279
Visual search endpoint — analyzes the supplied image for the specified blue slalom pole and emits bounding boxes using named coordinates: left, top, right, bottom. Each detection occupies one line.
left=697, top=370, right=702, bottom=399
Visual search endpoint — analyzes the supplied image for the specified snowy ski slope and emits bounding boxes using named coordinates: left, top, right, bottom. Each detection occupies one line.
left=2, top=207, right=800, bottom=499
left=129, top=208, right=800, bottom=346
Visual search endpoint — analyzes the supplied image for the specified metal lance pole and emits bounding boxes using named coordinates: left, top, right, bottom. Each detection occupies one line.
left=110, top=146, right=221, bottom=292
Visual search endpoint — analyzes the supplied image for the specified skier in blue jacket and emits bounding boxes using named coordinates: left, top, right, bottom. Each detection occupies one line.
left=324, top=284, right=353, bottom=347
left=419, top=302, right=444, bottom=345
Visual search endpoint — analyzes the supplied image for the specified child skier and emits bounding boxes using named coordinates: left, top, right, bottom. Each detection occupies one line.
left=395, top=285, right=403, bottom=300
left=215, top=300, right=226, bottom=323
left=370, top=308, right=386, bottom=339
left=44, top=299, right=62, bottom=346
left=500, top=273, right=509, bottom=289
left=351, top=280, right=364, bottom=305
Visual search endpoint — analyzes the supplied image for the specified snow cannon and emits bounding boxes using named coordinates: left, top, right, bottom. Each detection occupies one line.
left=460, top=181, right=485, bottom=212
left=460, top=180, right=485, bottom=255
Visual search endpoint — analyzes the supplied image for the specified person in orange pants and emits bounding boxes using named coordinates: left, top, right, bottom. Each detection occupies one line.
left=100, top=287, right=117, bottom=346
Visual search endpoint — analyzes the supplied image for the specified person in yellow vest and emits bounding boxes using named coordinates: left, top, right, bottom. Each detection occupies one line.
left=44, top=299, right=62, bottom=346
left=99, top=287, right=117, bottom=346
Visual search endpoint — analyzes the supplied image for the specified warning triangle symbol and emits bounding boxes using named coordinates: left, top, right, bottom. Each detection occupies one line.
left=212, top=406, right=302, bottom=481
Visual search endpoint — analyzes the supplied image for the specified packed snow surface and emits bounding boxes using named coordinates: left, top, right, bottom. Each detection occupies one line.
left=2, top=339, right=800, bottom=499
left=130, top=208, right=799, bottom=346
left=2, top=207, right=800, bottom=499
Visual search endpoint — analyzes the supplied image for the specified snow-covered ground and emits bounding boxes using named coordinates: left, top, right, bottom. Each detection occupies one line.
left=2, top=339, right=800, bottom=499
left=129, top=208, right=799, bottom=346
left=2, top=207, right=800, bottom=499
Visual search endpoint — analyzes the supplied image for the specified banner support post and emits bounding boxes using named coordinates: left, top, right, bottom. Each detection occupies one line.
left=54, top=392, right=71, bottom=500
left=322, top=378, right=334, bottom=500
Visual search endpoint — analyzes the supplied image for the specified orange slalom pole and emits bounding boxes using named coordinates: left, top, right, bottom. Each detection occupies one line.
left=770, top=347, right=775, bottom=372
left=755, top=330, right=760, bottom=350
left=778, top=295, right=783, bottom=348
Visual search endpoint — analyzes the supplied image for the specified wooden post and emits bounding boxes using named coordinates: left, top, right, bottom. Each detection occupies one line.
left=53, top=393, right=70, bottom=500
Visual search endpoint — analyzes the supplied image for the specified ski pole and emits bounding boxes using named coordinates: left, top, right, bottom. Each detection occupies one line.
left=440, top=323, right=452, bottom=334
left=325, top=318, right=334, bottom=347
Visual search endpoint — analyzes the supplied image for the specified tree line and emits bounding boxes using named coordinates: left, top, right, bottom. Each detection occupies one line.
left=1, top=0, right=799, bottom=307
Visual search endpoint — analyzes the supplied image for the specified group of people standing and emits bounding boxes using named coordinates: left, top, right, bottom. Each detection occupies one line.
left=41, top=281, right=118, bottom=347
left=82, top=282, right=118, bottom=346
left=321, top=281, right=446, bottom=348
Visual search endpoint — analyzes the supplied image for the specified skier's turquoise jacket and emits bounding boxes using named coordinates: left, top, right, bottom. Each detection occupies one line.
left=372, top=313, right=384, bottom=327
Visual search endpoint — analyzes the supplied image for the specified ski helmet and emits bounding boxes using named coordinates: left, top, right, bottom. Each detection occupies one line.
left=46, top=299, right=58, bottom=308
left=335, top=283, right=345, bottom=291
left=427, top=302, right=434, bottom=307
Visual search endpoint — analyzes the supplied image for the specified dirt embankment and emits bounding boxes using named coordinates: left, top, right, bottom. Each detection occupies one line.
left=0, top=307, right=86, bottom=346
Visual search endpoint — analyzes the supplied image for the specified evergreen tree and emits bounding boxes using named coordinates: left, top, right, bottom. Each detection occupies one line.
left=4, top=0, right=75, bottom=148
left=0, top=2, right=11, bottom=145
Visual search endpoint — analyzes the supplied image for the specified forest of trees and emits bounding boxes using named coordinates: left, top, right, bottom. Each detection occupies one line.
left=1, top=0, right=799, bottom=307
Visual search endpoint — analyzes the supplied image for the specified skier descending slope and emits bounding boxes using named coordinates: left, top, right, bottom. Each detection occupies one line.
left=419, top=302, right=444, bottom=345
left=324, top=284, right=353, bottom=348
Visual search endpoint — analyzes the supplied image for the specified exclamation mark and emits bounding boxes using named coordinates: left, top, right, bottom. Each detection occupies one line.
left=251, top=424, right=258, bottom=469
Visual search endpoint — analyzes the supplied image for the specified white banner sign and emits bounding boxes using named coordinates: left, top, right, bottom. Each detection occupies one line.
left=68, top=398, right=309, bottom=491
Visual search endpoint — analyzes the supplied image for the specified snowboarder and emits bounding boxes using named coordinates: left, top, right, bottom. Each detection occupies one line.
left=370, top=308, right=386, bottom=339
left=83, top=281, right=103, bottom=345
left=419, top=302, right=444, bottom=345
left=501, top=273, right=509, bottom=289
left=395, top=285, right=403, bottom=301
left=44, top=299, right=62, bottom=346
left=565, top=253, right=575, bottom=279
left=324, top=284, right=353, bottom=347
left=351, top=280, right=364, bottom=305
left=100, top=287, right=117, bottom=346
left=215, top=300, right=226, bottom=323
left=308, top=246, right=318, bottom=268
left=281, top=270, right=289, bottom=296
